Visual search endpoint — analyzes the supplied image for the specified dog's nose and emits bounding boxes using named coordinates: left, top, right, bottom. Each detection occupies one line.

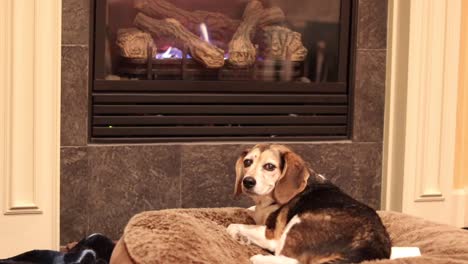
left=243, top=177, right=256, bottom=189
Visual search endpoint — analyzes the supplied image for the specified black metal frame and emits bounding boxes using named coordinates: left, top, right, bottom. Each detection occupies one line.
left=88, top=0, right=358, bottom=143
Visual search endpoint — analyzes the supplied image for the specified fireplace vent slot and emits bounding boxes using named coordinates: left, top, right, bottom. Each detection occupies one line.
left=91, top=89, right=349, bottom=142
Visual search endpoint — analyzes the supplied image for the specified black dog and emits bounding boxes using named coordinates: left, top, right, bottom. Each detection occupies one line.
left=0, top=234, right=115, bottom=264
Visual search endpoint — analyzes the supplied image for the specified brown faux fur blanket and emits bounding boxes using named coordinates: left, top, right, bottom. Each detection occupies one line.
left=111, top=208, right=468, bottom=264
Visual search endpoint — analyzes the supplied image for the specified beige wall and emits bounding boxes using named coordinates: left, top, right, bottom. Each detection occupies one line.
left=454, top=0, right=468, bottom=189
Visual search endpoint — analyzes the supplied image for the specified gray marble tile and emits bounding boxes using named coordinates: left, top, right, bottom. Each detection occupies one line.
left=61, top=46, right=89, bottom=146
left=62, top=0, right=89, bottom=45
left=59, top=142, right=382, bottom=242
left=350, top=143, right=383, bottom=209
left=180, top=144, right=253, bottom=209
left=353, top=49, right=386, bottom=142
left=60, top=147, right=89, bottom=244
left=86, top=145, right=181, bottom=240
left=357, top=0, right=388, bottom=49
left=282, top=143, right=382, bottom=209
left=180, top=143, right=382, bottom=210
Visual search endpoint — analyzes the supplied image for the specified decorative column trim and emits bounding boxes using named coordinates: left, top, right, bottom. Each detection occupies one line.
left=384, top=0, right=462, bottom=225
left=0, top=0, right=61, bottom=251
left=405, top=0, right=460, bottom=202
left=1, top=0, right=42, bottom=215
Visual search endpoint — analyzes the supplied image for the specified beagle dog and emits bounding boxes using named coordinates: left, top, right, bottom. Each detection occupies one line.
left=227, top=144, right=391, bottom=264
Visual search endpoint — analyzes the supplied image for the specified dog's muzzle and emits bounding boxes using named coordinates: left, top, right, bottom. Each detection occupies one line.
left=243, top=177, right=256, bottom=189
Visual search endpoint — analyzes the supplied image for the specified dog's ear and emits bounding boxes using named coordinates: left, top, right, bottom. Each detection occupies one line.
left=274, top=150, right=309, bottom=204
left=234, top=149, right=249, bottom=196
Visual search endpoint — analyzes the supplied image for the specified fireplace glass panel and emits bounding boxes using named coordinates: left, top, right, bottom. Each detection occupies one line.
left=98, top=0, right=345, bottom=82
left=91, top=0, right=353, bottom=143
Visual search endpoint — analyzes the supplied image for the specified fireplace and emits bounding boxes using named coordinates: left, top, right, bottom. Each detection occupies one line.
left=90, top=0, right=355, bottom=142
left=61, top=0, right=387, bottom=243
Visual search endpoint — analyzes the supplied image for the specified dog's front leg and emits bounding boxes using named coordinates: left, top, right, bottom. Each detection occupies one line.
left=246, top=206, right=256, bottom=219
left=226, top=224, right=277, bottom=252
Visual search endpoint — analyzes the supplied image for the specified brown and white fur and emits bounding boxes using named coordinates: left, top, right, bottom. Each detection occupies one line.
left=227, top=144, right=391, bottom=264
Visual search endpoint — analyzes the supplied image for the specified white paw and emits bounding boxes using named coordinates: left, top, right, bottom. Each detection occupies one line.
left=226, top=224, right=241, bottom=238
left=226, top=224, right=250, bottom=244
left=250, top=255, right=300, bottom=264
left=250, top=254, right=266, bottom=264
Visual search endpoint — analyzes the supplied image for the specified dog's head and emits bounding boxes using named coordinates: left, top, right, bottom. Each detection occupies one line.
left=234, top=144, right=310, bottom=204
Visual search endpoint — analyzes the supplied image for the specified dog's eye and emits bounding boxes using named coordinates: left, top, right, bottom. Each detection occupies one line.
left=263, top=163, right=276, bottom=171
left=243, top=159, right=253, bottom=167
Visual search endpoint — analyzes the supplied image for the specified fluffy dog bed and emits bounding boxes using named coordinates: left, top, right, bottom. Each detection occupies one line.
left=110, top=208, right=468, bottom=264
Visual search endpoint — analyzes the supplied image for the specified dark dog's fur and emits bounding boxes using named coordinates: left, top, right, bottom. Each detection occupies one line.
left=266, top=179, right=391, bottom=263
left=0, top=233, right=115, bottom=264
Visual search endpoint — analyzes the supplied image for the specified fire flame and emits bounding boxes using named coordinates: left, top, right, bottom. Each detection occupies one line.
left=155, top=46, right=184, bottom=59
left=155, top=24, right=230, bottom=60
left=199, top=23, right=210, bottom=43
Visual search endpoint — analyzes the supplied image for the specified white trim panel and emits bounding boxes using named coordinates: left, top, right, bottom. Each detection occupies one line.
left=0, top=0, right=61, bottom=255
left=384, top=0, right=463, bottom=226
left=3, top=0, right=41, bottom=214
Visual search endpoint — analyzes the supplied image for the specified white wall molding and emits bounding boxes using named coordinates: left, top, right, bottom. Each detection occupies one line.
left=406, top=0, right=458, bottom=202
left=455, top=0, right=468, bottom=226
left=0, top=0, right=61, bottom=256
left=2, top=0, right=42, bottom=215
left=383, top=0, right=463, bottom=226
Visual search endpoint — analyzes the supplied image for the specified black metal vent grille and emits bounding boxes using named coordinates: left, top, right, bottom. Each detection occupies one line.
left=91, top=81, right=350, bottom=143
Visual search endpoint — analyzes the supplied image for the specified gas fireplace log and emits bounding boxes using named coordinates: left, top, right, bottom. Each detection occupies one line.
left=133, top=0, right=286, bottom=46
left=116, top=28, right=157, bottom=59
left=258, top=6, right=286, bottom=28
left=228, top=0, right=264, bottom=67
left=263, top=26, right=308, bottom=61
left=134, top=0, right=239, bottom=45
left=134, top=13, right=225, bottom=68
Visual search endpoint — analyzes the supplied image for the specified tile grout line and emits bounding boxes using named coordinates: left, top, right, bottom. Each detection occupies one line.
left=179, top=146, right=183, bottom=208
left=86, top=147, right=91, bottom=237
left=62, top=44, right=89, bottom=47
left=356, top=48, right=387, bottom=51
